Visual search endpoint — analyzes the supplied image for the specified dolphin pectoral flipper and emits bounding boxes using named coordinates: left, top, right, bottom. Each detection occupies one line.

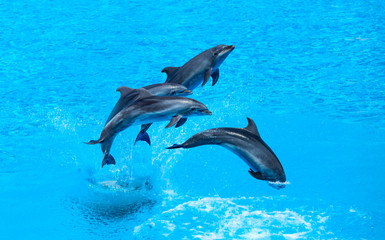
left=211, top=69, right=219, bottom=86
left=135, top=123, right=153, bottom=146
left=202, top=68, right=212, bottom=87
left=102, top=153, right=116, bottom=168
left=165, top=114, right=183, bottom=128
left=175, top=117, right=187, bottom=128
left=162, top=67, right=180, bottom=81
left=248, top=169, right=265, bottom=180
left=85, top=139, right=103, bottom=144
left=166, top=144, right=183, bottom=149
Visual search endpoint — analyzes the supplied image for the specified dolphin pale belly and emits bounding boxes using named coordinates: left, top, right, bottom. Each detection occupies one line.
left=167, top=118, right=286, bottom=186
left=163, top=45, right=235, bottom=90
left=86, top=95, right=212, bottom=167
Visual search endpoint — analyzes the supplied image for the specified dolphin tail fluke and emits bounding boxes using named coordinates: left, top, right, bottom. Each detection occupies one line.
left=166, top=144, right=183, bottom=149
left=134, top=123, right=152, bottom=146
left=135, top=131, right=151, bottom=146
left=102, top=153, right=116, bottom=168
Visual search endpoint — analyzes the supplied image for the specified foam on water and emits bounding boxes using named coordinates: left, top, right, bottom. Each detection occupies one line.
left=132, top=196, right=358, bottom=239
left=268, top=181, right=290, bottom=190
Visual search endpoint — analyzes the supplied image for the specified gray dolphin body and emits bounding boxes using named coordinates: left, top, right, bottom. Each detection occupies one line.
left=86, top=94, right=212, bottom=167
left=105, top=83, right=192, bottom=146
left=143, top=83, right=193, bottom=96
left=163, top=45, right=235, bottom=90
left=167, top=118, right=286, bottom=185
left=105, top=83, right=192, bottom=126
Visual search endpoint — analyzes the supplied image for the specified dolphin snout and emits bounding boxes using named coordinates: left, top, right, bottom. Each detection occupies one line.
left=202, top=109, right=212, bottom=115
left=183, top=90, right=193, bottom=95
left=219, top=45, right=235, bottom=55
left=224, top=45, right=235, bottom=51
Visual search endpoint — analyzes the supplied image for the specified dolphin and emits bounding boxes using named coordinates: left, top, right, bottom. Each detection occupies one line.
left=105, top=83, right=193, bottom=146
left=86, top=91, right=212, bottom=167
left=167, top=118, right=286, bottom=186
left=143, top=83, right=193, bottom=96
left=105, top=83, right=193, bottom=126
left=162, top=45, right=235, bottom=90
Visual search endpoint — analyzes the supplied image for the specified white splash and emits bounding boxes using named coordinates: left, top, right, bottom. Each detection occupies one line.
left=134, top=196, right=333, bottom=239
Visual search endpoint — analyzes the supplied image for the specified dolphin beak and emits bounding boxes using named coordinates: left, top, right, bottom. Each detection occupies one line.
left=183, top=90, right=193, bottom=95
left=202, top=110, right=212, bottom=115
left=218, top=45, right=235, bottom=57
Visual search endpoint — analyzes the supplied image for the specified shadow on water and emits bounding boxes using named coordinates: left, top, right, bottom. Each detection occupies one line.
left=71, top=177, right=157, bottom=224
left=78, top=197, right=156, bottom=221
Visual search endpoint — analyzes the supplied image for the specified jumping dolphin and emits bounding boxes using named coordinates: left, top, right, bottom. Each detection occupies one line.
left=167, top=118, right=286, bottom=186
left=133, top=45, right=234, bottom=143
left=105, top=83, right=193, bottom=126
left=105, top=83, right=192, bottom=146
left=163, top=45, right=235, bottom=90
left=86, top=91, right=212, bottom=167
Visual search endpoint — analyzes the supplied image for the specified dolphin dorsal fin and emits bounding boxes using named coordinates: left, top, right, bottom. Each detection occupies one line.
left=162, top=67, right=180, bottom=81
left=244, top=117, right=260, bottom=137
left=136, top=88, right=154, bottom=98
left=116, top=86, right=135, bottom=98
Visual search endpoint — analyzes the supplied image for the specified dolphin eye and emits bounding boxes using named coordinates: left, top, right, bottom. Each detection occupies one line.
left=214, top=52, right=218, bottom=56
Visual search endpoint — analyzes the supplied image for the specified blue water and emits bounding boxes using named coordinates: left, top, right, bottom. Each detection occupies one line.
left=1, top=0, right=385, bottom=239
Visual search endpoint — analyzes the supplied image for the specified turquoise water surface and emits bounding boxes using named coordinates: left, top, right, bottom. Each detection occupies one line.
left=1, top=0, right=385, bottom=239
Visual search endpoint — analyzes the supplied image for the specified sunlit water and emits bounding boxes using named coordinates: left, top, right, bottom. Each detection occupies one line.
left=1, top=0, right=385, bottom=239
